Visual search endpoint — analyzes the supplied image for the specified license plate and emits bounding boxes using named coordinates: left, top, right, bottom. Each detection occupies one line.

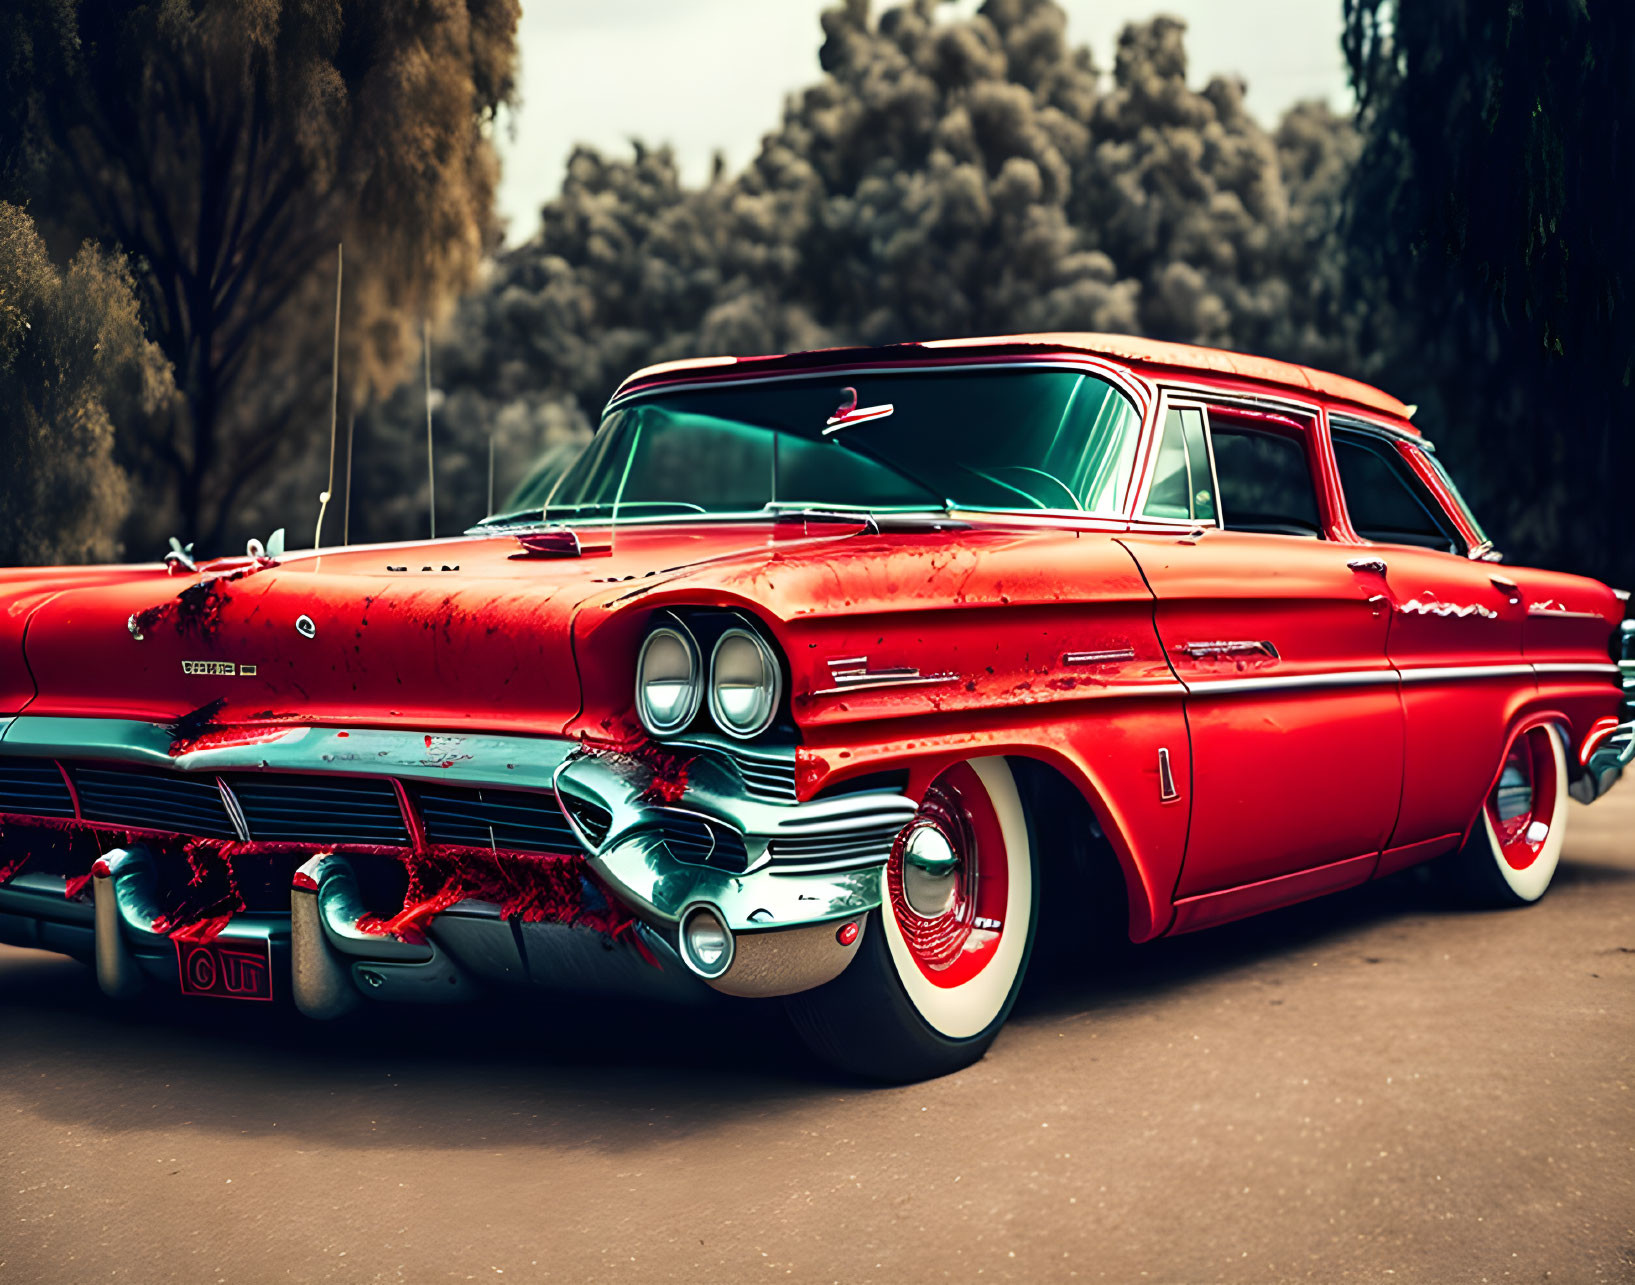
left=174, top=936, right=274, bottom=1001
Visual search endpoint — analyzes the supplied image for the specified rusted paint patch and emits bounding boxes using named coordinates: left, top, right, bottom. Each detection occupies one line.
left=354, top=845, right=637, bottom=947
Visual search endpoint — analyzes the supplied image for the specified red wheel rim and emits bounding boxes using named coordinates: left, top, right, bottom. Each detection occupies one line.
left=886, top=763, right=1009, bottom=989
left=1487, top=727, right=1557, bottom=871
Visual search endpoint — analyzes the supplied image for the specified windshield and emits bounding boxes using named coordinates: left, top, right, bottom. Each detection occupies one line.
left=498, top=368, right=1143, bottom=523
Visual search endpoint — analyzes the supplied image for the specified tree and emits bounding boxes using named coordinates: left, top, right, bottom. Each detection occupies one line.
left=1342, top=0, right=1635, bottom=583
left=369, top=0, right=1362, bottom=540
left=3, top=0, right=520, bottom=555
left=0, top=201, right=164, bottom=564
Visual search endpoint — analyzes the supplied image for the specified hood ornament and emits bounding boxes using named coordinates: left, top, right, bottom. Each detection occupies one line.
left=824, top=387, right=895, bottom=435
left=164, top=537, right=197, bottom=575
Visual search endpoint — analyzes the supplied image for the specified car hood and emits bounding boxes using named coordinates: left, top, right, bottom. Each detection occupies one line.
left=12, top=523, right=844, bottom=736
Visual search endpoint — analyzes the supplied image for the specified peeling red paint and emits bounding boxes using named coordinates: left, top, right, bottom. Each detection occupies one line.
left=354, top=845, right=635, bottom=945
left=150, top=843, right=245, bottom=940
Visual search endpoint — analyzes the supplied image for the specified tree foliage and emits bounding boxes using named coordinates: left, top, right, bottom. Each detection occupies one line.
left=1343, top=0, right=1635, bottom=582
left=367, top=0, right=1360, bottom=537
left=0, top=201, right=164, bottom=564
left=3, top=0, right=520, bottom=554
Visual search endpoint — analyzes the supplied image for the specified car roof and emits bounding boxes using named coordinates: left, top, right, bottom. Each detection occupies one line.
left=612, top=332, right=1417, bottom=432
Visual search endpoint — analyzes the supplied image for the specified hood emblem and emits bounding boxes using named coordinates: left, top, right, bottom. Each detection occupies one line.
left=824, top=387, right=895, bottom=435
left=295, top=614, right=317, bottom=639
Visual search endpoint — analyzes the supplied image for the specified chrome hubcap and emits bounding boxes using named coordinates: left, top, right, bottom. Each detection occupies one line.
left=900, top=821, right=962, bottom=919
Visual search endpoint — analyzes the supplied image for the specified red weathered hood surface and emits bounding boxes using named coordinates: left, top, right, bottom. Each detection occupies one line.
left=12, top=524, right=840, bottom=734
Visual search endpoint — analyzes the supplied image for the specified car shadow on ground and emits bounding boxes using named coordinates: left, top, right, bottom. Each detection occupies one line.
left=0, top=856, right=1626, bottom=1152
left=1013, top=854, right=1634, bottom=1022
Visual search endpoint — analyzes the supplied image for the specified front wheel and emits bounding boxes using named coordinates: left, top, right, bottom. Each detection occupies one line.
left=785, top=757, right=1038, bottom=1082
left=1446, top=724, right=1569, bottom=906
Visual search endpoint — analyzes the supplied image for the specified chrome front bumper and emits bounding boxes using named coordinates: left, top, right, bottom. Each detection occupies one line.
left=0, top=716, right=908, bottom=1001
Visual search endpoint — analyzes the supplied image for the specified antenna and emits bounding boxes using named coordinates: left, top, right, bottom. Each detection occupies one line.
left=342, top=410, right=355, bottom=545
left=424, top=317, right=436, bottom=540
left=487, top=433, right=495, bottom=516
left=313, top=242, right=343, bottom=551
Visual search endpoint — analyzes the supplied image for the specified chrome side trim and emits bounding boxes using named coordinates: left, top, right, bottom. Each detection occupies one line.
left=814, top=657, right=958, bottom=695
left=1184, top=670, right=1397, bottom=697
left=1176, top=640, right=1279, bottom=660
left=1533, top=662, right=1623, bottom=677
left=1526, top=602, right=1608, bottom=620
left=1398, top=596, right=1499, bottom=620
left=1398, top=664, right=1536, bottom=682
left=1157, top=748, right=1179, bottom=802
left=1063, top=647, right=1138, bottom=665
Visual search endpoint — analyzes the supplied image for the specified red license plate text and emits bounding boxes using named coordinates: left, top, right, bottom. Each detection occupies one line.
left=175, top=937, right=274, bottom=1001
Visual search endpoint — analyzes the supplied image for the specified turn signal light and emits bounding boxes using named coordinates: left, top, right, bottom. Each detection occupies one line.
left=836, top=920, right=860, bottom=947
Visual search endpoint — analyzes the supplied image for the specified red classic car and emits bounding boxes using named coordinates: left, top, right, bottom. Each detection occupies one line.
left=1, top=333, right=1630, bottom=1080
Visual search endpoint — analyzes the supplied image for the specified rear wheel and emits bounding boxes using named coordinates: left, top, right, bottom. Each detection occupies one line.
left=785, top=757, right=1038, bottom=1082
left=1447, top=724, right=1569, bottom=906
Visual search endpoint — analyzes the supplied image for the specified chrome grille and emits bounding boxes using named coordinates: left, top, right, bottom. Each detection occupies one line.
left=73, top=764, right=239, bottom=840
left=224, top=774, right=409, bottom=846
left=768, top=820, right=905, bottom=873
left=0, top=757, right=76, bottom=819
left=415, top=785, right=580, bottom=854
left=733, top=752, right=798, bottom=801
left=658, top=811, right=750, bottom=873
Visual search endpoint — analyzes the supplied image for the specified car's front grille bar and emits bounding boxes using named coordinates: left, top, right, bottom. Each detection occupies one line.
left=0, top=758, right=582, bottom=857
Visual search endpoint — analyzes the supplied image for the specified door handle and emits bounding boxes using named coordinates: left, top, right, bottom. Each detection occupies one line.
left=1347, top=558, right=1388, bottom=575
left=1490, top=575, right=1520, bottom=603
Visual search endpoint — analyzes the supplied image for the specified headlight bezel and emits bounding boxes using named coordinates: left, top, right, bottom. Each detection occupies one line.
left=707, top=625, right=783, bottom=741
left=634, top=620, right=703, bottom=737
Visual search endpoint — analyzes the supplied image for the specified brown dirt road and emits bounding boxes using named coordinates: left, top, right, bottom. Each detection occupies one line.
left=2, top=791, right=1632, bottom=1284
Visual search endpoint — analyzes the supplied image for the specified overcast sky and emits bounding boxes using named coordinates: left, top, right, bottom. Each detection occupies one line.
left=496, top=1, right=1351, bottom=241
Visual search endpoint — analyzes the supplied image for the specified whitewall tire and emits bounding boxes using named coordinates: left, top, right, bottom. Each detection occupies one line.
left=785, top=756, right=1039, bottom=1081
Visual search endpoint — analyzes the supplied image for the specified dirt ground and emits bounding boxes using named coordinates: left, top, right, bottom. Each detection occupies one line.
left=2, top=789, right=1632, bottom=1284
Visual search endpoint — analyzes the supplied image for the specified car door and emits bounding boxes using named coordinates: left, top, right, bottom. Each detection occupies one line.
left=1120, top=400, right=1404, bottom=911
left=1328, top=420, right=1528, bottom=864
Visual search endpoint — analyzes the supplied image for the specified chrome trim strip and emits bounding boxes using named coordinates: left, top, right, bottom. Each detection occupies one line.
left=1526, top=604, right=1608, bottom=620
left=1533, top=662, right=1623, bottom=677
left=1063, top=647, right=1137, bottom=665
left=1176, top=640, right=1279, bottom=660
left=814, top=656, right=959, bottom=695
left=0, top=716, right=577, bottom=791
left=1184, top=670, right=1398, bottom=696
left=607, top=356, right=1156, bottom=424
left=1327, top=410, right=1427, bottom=448
left=216, top=778, right=252, bottom=843
left=1397, top=664, right=1536, bottom=682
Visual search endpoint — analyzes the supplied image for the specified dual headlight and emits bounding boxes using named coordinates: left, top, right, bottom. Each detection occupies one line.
left=635, top=617, right=782, bottom=740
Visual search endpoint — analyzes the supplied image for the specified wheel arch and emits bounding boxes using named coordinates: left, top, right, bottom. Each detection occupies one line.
left=1460, top=710, right=1572, bottom=848
left=1001, top=751, right=1169, bottom=945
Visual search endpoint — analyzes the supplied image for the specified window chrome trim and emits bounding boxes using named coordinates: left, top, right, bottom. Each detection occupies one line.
left=606, top=355, right=1154, bottom=420
left=1328, top=410, right=1431, bottom=450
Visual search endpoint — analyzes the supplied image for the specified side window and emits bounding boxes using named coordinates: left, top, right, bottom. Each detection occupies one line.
left=1210, top=425, right=1323, bottom=537
left=1142, top=407, right=1217, bottom=522
left=1332, top=431, right=1465, bottom=554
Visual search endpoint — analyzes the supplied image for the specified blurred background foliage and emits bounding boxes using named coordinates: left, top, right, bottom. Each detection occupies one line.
left=0, top=0, right=1630, bottom=587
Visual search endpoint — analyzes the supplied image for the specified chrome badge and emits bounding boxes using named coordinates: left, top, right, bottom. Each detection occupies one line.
left=181, top=660, right=257, bottom=677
